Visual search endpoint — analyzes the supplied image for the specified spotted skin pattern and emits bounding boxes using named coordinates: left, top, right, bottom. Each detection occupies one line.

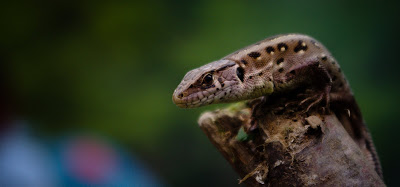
left=172, top=34, right=383, bottom=179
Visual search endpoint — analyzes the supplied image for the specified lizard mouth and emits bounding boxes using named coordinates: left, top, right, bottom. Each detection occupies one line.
left=172, top=94, right=203, bottom=108
left=173, top=89, right=217, bottom=108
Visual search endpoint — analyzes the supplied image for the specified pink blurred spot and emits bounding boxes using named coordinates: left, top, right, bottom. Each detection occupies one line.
left=64, top=136, right=117, bottom=184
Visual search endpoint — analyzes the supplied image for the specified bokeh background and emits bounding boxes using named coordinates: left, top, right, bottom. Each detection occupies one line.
left=1, top=0, right=399, bottom=186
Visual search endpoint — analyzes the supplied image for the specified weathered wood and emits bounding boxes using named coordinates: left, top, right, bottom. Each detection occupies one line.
left=198, top=95, right=384, bottom=186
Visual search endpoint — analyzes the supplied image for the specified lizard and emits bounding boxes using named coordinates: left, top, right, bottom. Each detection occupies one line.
left=172, top=33, right=383, bottom=179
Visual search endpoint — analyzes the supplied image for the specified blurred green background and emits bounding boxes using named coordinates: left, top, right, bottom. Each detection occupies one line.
left=1, top=0, right=400, bottom=186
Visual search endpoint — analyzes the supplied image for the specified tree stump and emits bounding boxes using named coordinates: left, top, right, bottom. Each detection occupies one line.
left=198, top=93, right=385, bottom=186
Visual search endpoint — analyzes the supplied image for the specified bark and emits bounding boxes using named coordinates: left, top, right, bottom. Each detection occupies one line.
left=198, top=95, right=385, bottom=186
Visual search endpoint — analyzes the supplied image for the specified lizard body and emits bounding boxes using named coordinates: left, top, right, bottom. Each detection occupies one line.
left=172, top=34, right=383, bottom=179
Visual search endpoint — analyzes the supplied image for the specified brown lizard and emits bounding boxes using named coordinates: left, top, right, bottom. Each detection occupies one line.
left=172, top=34, right=383, bottom=179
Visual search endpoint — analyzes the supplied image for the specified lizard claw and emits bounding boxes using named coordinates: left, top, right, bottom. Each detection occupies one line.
left=284, top=101, right=297, bottom=108
left=300, top=95, right=319, bottom=106
left=299, top=85, right=331, bottom=113
left=305, top=94, right=324, bottom=112
left=246, top=96, right=268, bottom=133
left=247, top=120, right=259, bottom=132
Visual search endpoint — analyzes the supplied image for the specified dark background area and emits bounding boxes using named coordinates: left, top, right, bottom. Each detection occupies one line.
left=1, top=1, right=399, bottom=186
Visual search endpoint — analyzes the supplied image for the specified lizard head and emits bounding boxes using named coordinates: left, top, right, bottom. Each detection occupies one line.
left=172, top=59, right=274, bottom=108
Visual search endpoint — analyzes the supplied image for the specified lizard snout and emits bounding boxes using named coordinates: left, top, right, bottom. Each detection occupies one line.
left=172, top=91, right=187, bottom=108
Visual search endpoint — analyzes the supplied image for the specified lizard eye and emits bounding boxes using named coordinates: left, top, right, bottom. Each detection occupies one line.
left=202, top=74, right=213, bottom=85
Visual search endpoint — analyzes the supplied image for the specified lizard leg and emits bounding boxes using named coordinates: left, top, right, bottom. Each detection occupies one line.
left=247, top=96, right=268, bottom=132
left=285, top=60, right=333, bottom=112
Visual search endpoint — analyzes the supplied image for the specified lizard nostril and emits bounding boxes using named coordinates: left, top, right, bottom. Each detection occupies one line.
left=178, top=93, right=183, bottom=98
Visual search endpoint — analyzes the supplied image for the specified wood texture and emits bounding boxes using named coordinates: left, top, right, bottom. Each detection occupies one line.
left=198, top=95, right=384, bottom=186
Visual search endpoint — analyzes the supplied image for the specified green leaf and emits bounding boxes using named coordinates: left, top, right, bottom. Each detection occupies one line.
left=236, top=127, right=249, bottom=142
